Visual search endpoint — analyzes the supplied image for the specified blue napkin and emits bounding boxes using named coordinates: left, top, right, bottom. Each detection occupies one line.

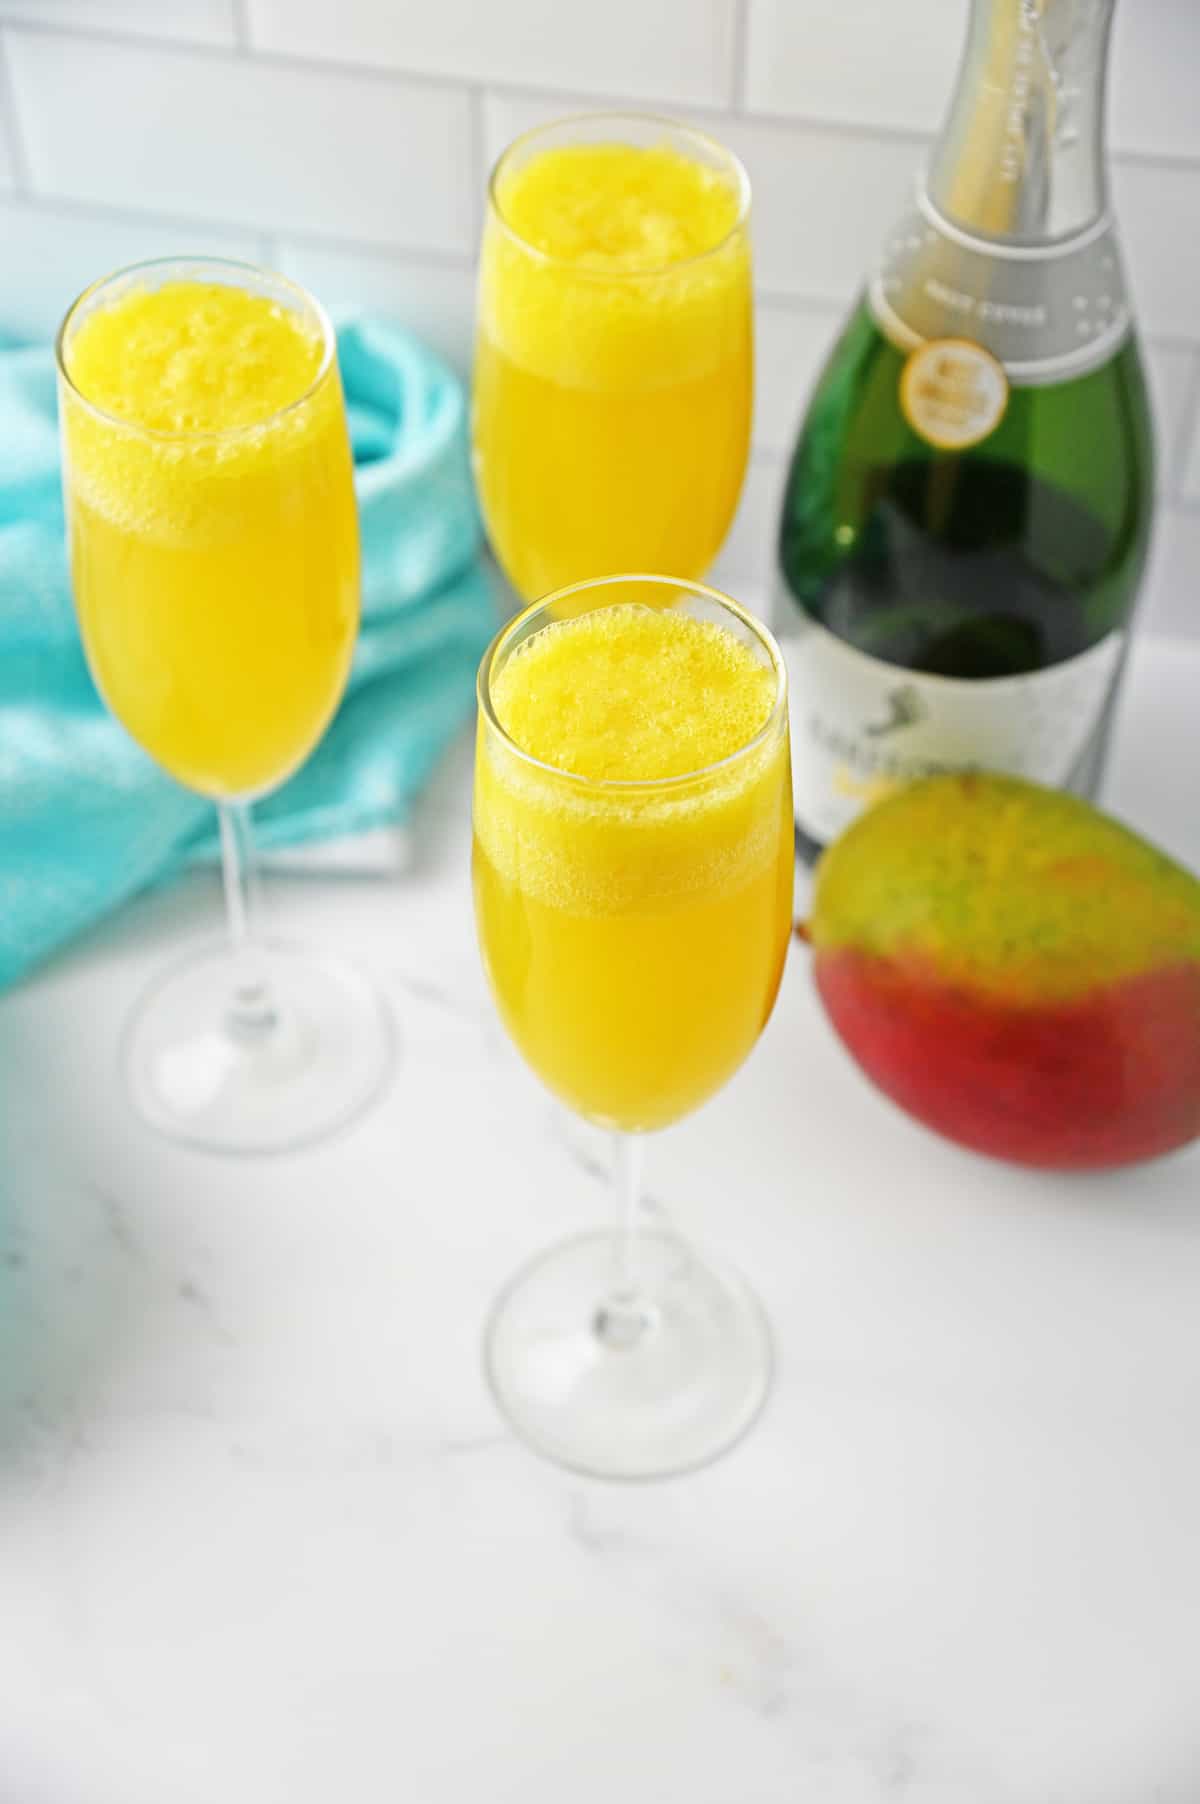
left=0, top=315, right=497, bottom=991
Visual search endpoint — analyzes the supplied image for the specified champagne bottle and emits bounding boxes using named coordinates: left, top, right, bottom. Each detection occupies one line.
left=776, top=0, right=1154, bottom=862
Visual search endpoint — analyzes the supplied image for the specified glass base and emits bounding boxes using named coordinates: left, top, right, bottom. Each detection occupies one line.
left=122, top=939, right=395, bottom=1155
left=484, top=1230, right=772, bottom=1480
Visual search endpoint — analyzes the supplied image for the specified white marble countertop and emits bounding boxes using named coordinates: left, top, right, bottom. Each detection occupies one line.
left=2, top=634, right=1199, bottom=1804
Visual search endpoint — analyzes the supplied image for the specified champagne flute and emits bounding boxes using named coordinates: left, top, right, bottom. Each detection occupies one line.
left=473, top=575, right=793, bottom=1478
left=56, top=257, right=392, bottom=1153
left=473, top=113, right=753, bottom=601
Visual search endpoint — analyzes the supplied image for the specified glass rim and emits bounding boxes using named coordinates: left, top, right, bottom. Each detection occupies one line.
left=477, top=574, right=788, bottom=795
left=54, top=254, right=338, bottom=443
left=486, top=111, right=752, bottom=280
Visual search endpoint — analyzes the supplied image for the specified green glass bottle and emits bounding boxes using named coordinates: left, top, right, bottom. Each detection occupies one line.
left=777, top=0, right=1154, bottom=861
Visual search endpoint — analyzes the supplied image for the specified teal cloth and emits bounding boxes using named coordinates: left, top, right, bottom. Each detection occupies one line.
left=0, top=315, right=496, bottom=991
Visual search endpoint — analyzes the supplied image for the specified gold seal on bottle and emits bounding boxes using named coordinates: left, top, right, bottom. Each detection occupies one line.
left=899, top=336, right=1009, bottom=450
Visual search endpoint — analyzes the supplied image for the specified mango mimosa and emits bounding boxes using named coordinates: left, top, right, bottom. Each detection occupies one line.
left=55, top=258, right=389, bottom=1156
left=473, top=125, right=752, bottom=600
left=473, top=577, right=788, bottom=1480
left=60, top=278, right=358, bottom=798
left=473, top=602, right=792, bottom=1131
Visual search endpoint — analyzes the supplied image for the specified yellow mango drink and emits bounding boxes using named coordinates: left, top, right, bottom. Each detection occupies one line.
left=473, top=591, right=793, bottom=1132
left=473, top=120, right=752, bottom=600
left=59, top=274, right=358, bottom=798
left=53, top=259, right=390, bottom=1159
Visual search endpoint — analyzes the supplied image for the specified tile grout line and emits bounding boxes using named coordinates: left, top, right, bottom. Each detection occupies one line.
left=1142, top=329, right=1200, bottom=357
left=270, top=223, right=477, bottom=271
left=468, top=84, right=487, bottom=247
left=0, top=188, right=484, bottom=275
left=0, top=26, right=31, bottom=195
left=1, top=11, right=236, bottom=57
left=756, top=287, right=852, bottom=314
left=0, top=186, right=286, bottom=251
left=0, top=186, right=263, bottom=239
left=729, top=0, right=751, bottom=112
left=1165, top=346, right=1200, bottom=508
left=38, top=188, right=477, bottom=272
left=0, top=184, right=475, bottom=263
left=230, top=0, right=251, bottom=52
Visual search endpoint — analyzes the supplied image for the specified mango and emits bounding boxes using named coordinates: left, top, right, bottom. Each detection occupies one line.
left=807, top=773, right=1200, bottom=1170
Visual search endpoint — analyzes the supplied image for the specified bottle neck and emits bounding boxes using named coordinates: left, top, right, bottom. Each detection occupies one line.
left=927, top=0, right=1115, bottom=245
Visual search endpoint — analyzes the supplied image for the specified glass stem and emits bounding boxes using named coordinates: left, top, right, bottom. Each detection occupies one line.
left=594, top=1131, right=654, bottom=1351
left=218, top=802, right=277, bottom=1039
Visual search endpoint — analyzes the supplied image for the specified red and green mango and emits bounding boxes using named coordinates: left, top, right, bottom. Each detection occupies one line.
left=807, top=773, right=1200, bottom=1170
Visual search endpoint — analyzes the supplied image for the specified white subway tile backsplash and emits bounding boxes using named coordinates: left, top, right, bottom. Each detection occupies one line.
left=1143, top=341, right=1197, bottom=497
left=745, top=0, right=962, bottom=133
left=0, top=199, right=260, bottom=341
left=250, top=0, right=737, bottom=110
left=274, top=242, right=477, bottom=376
left=5, top=30, right=474, bottom=250
left=484, top=94, right=924, bottom=302
left=1110, top=0, right=1200, bottom=160
left=1182, top=405, right=1200, bottom=508
left=1135, top=503, right=1200, bottom=640
left=709, top=453, right=785, bottom=607
left=1113, top=159, right=1200, bottom=342
left=753, top=300, right=841, bottom=457
left=723, top=117, right=924, bottom=301
left=0, top=87, right=15, bottom=191
left=0, top=1, right=235, bottom=45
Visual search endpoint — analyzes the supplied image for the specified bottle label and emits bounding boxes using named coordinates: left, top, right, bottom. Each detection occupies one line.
left=781, top=615, right=1125, bottom=846
left=869, top=192, right=1131, bottom=388
left=899, top=337, right=1008, bottom=449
